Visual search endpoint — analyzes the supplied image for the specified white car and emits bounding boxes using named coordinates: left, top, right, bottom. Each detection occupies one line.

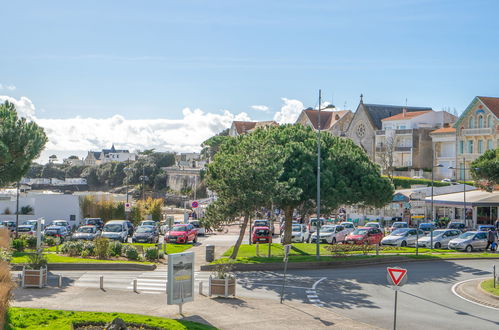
left=310, top=225, right=349, bottom=244
left=51, top=220, right=72, bottom=233
left=381, top=228, right=424, bottom=247
left=189, top=220, right=206, bottom=236
left=308, top=218, right=326, bottom=233
left=364, top=222, right=381, bottom=229
left=340, top=222, right=356, bottom=234
left=448, top=231, right=488, bottom=252
left=417, top=229, right=462, bottom=249
left=281, top=224, right=310, bottom=243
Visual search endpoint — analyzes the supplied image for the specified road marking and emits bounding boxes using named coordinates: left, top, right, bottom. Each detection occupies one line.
left=312, top=277, right=327, bottom=289
left=451, top=278, right=499, bottom=311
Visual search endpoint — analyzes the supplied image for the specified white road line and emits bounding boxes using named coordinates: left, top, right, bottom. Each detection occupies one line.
left=312, top=277, right=327, bottom=289
left=451, top=278, right=499, bottom=311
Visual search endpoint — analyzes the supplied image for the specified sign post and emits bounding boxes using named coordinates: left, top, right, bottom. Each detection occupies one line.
left=167, top=252, right=195, bottom=315
left=280, top=244, right=291, bottom=303
left=387, top=267, right=408, bottom=330
left=191, top=201, right=199, bottom=209
left=125, top=202, right=131, bottom=213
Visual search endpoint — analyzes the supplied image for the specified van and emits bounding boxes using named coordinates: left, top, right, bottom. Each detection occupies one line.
left=101, top=220, right=129, bottom=243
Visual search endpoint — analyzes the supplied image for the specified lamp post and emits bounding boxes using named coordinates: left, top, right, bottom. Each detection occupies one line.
left=430, top=156, right=444, bottom=223
left=449, top=160, right=478, bottom=227
left=15, top=181, right=20, bottom=238
left=139, top=168, right=149, bottom=201
left=123, top=165, right=132, bottom=220
left=316, top=90, right=322, bottom=261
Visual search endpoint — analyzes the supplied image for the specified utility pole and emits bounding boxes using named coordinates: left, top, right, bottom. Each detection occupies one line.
left=316, top=90, right=322, bottom=261
left=15, top=181, right=20, bottom=238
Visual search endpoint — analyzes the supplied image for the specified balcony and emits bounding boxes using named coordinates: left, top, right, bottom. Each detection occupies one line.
left=394, top=146, right=412, bottom=152
left=376, top=130, right=385, bottom=136
left=395, top=129, right=414, bottom=135
left=461, top=127, right=493, bottom=136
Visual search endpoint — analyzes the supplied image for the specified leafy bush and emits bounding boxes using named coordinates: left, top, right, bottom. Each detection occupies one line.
left=94, top=238, right=109, bottom=259
left=44, top=237, right=56, bottom=247
left=82, top=242, right=95, bottom=256
left=108, top=241, right=123, bottom=257
left=123, top=245, right=139, bottom=260
left=60, top=241, right=84, bottom=257
left=158, top=250, right=165, bottom=259
left=390, top=176, right=450, bottom=189
left=11, top=239, right=26, bottom=252
left=80, top=250, right=89, bottom=258
left=0, top=249, right=11, bottom=262
left=144, top=247, right=159, bottom=260
left=26, top=253, right=47, bottom=269
left=25, top=236, right=37, bottom=249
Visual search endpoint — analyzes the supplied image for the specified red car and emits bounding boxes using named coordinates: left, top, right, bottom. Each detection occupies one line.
left=252, top=226, right=272, bottom=244
left=344, top=227, right=384, bottom=245
left=166, top=224, right=198, bottom=244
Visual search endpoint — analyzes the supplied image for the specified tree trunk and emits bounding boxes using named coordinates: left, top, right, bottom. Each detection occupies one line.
left=282, top=206, right=294, bottom=245
left=230, top=214, right=249, bottom=259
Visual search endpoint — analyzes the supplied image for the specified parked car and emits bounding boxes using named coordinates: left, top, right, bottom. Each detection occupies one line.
left=345, top=227, right=384, bottom=245
left=72, top=225, right=101, bottom=241
left=447, top=222, right=466, bottom=231
left=50, top=220, right=72, bottom=233
left=140, top=220, right=157, bottom=227
left=417, top=229, right=461, bottom=249
left=477, top=225, right=495, bottom=232
left=101, top=220, right=129, bottom=243
left=365, top=222, right=381, bottom=229
left=188, top=220, right=206, bottom=236
left=166, top=224, right=198, bottom=244
left=389, top=222, right=408, bottom=232
left=132, top=225, right=159, bottom=243
left=253, top=219, right=274, bottom=235
left=23, top=220, right=43, bottom=232
left=340, top=222, right=356, bottom=234
left=17, top=224, right=36, bottom=236
left=308, top=218, right=326, bottom=233
left=125, top=220, right=134, bottom=236
left=1, top=221, right=16, bottom=232
left=310, top=225, right=349, bottom=244
left=83, top=218, right=104, bottom=230
left=252, top=226, right=271, bottom=244
left=44, top=226, right=70, bottom=242
left=448, top=231, right=488, bottom=252
left=381, top=228, right=424, bottom=247
left=281, top=223, right=310, bottom=243
left=418, top=223, right=436, bottom=234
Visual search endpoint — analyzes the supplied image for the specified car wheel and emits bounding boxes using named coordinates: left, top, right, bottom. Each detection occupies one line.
left=434, top=242, right=441, bottom=249
left=332, top=238, right=336, bottom=244
left=401, top=241, right=407, bottom=247
left=193, top=236, right=197, bottom=244
left=465, top=245, right=473, bottom=252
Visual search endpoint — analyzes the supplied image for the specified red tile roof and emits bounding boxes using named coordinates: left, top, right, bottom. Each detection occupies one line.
left=304, top=110, right=350, bottom=130
left=430, top=127, right=456, bottom=134
left=382, top=110, right=432, bottom=121
left=478, top=96, right=499, bottom=118
left=232, top=121, right=277, bottom=135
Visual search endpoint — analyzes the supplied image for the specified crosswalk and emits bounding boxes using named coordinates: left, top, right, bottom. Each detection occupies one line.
left=74, top=268, right=211, bottom=295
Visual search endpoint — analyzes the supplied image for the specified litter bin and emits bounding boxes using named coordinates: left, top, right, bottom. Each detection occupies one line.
left=206, top=245, right=215, bottom=262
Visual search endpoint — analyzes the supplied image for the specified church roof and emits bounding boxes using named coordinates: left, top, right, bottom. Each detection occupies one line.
left=232, top=121, right=278, bottom=135
left=303, top=109, right=350, bottom=130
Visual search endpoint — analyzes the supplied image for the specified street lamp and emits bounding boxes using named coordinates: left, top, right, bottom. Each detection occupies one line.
left=139, top=168, right=149, bottom=200
left=449, top=159, right=479, bottom=227
left=430, top=160, right=444, bottom=223
left=123, top=165, right=132, bottom=220
left=316, top=90, right=322, bottom=261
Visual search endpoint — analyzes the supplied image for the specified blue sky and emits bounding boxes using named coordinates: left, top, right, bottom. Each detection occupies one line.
left=1, top=0, right=499, bottom=160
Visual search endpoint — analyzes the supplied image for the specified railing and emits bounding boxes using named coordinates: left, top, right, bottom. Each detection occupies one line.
left=395, top=129, right=414, bottom=134
left=394, top=146, right=412, bottom=152
left=461, top=127, right=493, bottom=136
left=376, top=130, right=385, bottom=135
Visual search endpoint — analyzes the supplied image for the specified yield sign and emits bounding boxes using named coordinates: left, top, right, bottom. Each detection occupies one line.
left=387, top=267, right=408, bottom=286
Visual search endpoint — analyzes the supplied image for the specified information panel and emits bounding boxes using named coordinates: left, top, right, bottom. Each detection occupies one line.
left=167, top=252, right=194, bottom=305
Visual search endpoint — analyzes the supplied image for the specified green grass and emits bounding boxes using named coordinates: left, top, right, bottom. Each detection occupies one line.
left=5, top=307, right=216, bottom=330
left=10, top=252, right=154, bottom=264
left=43, top=242, right=192, bottom=254
left=213, top=243, right=499, bottom=264
left=481, top=279, right=499, bottom=296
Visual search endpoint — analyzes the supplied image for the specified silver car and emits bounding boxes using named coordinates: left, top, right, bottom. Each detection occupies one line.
left=417, top=229, right=461, bottom=249
left=310, top=225, right=349, bottom=244
left=381, top=228, right=424, bottom=247
left=340, top=222, right=356, bottom=234
left=281, top=224, right=310, bottom=243
left=448, top=231, right=488, bottom=252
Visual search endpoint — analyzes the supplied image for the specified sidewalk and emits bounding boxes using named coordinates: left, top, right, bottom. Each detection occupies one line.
left=12, top=286, right=379, bottom=329
left=191, top=231, right=239, bottom=271
left=454, top=278, right=499, bottom=309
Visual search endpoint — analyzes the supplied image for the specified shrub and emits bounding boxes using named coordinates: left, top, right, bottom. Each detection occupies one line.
left=44, top=237, right=56, bottom=247
left=0, top=261, right=14, bottom=328
left=108, top=241, right=123, bottom=257
left=80, top=250, right=89, bottom=258
left=26, top=253, right=48, bottom=269
left=11, top=239, right=26, bottom=252
left=60, top=241, right=84, bottom=257
left=0, top=249, right=11, bottom=262
left=25, top=236, right=37, bottom=249
left=123, top=245, right=139, bottom=260
left=94, top=238, right=109, bottom=259
left=82, top=242, right=95, bottom=256
left=144, top=247, right=159, bottom=260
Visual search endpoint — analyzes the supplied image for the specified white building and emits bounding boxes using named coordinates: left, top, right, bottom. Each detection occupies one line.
left=430, top=126, right=456, bottom=180
left=84, top=144, right=137, bottom=166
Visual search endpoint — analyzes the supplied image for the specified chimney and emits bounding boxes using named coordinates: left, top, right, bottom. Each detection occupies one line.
left=403, top=108, right=407, bottom=118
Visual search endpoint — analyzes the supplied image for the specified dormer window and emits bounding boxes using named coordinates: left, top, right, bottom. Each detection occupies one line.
left=469, top=117, right=475, bottom=128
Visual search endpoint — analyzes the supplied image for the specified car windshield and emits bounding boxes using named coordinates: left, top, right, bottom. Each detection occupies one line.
left=255, top=229, right=269, bottom=235
left=365, top=223, right=378, bottom=228
left=432, top=230, right=447, bottom=236
left=392, top=223, right=406, bottom=228
left=24, top=221, right=37, bottom=225
left=449, top=223, right=462, bottom=228
left=18, top=227, right=31, bottom=232
left=103, top=224, right=123, bottom=232
left=459, top=232, right=475, bottom=239
left=321, top=227, right=335, bottom=233
left=391, top=229, right=409, bottom=236
left=86, top=220, right=97, bottom=225
left=254, top=221, right=267, bottom=226
left=190, top=222, right=200, bottom=228
left=142, top=221, right=155, bottom=226
left=77, top=227, right=95, bottom=233
left=341, top=223, right=353, bottom=228
left=45, top=228, right=60, bottom=234
left=137, top=227, right=154, bottom=233
left=54, top=221, right=65, bottom=225
left=352, top=228, right=368, bottom=235
left=171, top=226, right=187, bottom=232
left=292, top=225, right=302, bottom=232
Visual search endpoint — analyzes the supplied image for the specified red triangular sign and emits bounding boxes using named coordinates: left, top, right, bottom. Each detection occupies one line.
left=387, top=267, right=407, bottom=286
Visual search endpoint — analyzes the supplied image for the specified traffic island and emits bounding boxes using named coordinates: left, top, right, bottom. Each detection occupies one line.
left=453, top=278, right=499, bottom=309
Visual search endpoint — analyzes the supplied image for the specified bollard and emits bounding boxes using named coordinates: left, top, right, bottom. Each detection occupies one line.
left=199, top=281, right=203, bottom=295
left=205, top=245, right=215, bottom=262
left=494, top=265, right=496, bottom=289
left=133, top=279, right=138, bottom=292
left=58, top=274, right=62, bottom=288
left=376, top=243, right=379, bottom=256
left=100, top=275, right=104, bottom=290
left=256, top=242, right=259, bottom=256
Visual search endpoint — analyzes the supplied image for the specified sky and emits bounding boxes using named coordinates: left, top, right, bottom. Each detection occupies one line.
left=1, top=0, right=499, bottom=162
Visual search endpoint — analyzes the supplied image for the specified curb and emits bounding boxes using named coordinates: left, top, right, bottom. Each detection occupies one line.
left=200, top=256, right=499, bottom=272
left=11, top=263, right=157, bottom=271
left=452, top=278, right=499, bottom=310
left=477, top=279, right=499, bottom=301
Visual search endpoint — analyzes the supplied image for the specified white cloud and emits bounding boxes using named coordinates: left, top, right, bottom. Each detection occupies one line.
left=250, top=105, right=269, bottom=112
left=0, top=95, right=36, bottom=119
left=0, top=84, right=16, bottom=91
left=273, top=97, right=304, bottom=124
left=1, top=95, right=252, bottom=163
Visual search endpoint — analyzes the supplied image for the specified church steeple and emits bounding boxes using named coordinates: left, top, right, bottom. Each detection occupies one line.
left=360, top=93, right=364, bottom=104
